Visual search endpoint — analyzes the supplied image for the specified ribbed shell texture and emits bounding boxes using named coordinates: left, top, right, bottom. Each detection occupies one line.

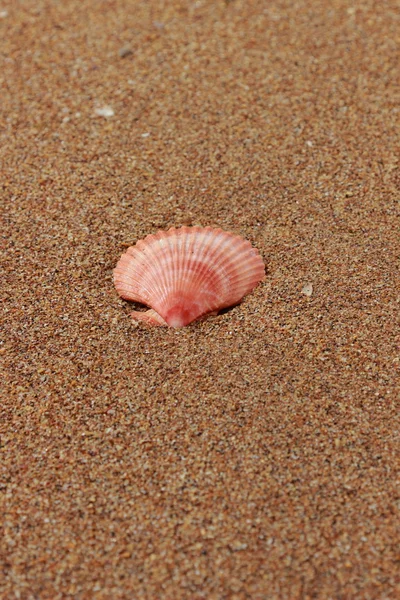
left=114, top=227, right=265, bottom=327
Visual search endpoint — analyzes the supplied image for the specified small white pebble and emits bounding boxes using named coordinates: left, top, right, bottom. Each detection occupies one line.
left=94, top=105, right=115, bottom=118
left=301, top=283, right=313, bottom=297
left=141, top=132, right=150, bottom=138
left=0, top=10, right=8, bottom=18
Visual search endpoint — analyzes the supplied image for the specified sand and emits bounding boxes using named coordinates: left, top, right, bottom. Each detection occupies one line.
left=1, top=0, right=399, bottom=598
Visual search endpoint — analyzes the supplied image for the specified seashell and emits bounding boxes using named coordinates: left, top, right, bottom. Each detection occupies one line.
left=113, top=226, right=265, bottom=328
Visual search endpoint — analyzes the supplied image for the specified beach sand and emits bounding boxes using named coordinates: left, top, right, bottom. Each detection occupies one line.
left=1, top=0, right=399, bottom=598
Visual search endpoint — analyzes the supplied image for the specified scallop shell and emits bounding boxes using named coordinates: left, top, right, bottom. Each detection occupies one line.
left=113, top=226, right=265, bottom=328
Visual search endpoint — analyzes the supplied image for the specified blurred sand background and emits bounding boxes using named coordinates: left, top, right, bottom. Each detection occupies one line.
left=1, top=0, right=399, bottom=598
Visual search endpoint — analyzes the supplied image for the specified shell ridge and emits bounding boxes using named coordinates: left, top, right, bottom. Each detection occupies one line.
left=190, top=231, right=240, bottom=309
left=114, top=258, right=155, bottom=305
left=181, top=231, right=230, bottom=312
left=124, top=246, right=158, bottom=305
left=168, top=228, right=186, bottom=302
left=204, top=237, right=264, bottom=309
left=115, top=231, right=188, bottom=315
left=151, top=236, right=177, bottom=311
left=176, top=230, right=185, bottom=298
left=182, top=229, right=225, bottom=314
left=168, top=231, right=180, bottom=305
left=114, top=233, right=264, bottom=311
left=214, top=249, right=254, bottom=281
left=161, top=228, right=220, bottom=318
left=181, top=229, right=194, bottom=298
left=135, top=236, right=171, bottom=309
left=211, top=241, right=257, bottom=280
left=174, top=230, right=234, bottom=315
left=113, top=255, right=146, bottom=302
left=174, top=228, right=208, bottom=302
left=152, top=229, right=189, bottom=317
left=158, top=232, right=176, bottom=306
left=188, top=228, right=211, bottom=280
left=114, top=226, right=265, bottom=327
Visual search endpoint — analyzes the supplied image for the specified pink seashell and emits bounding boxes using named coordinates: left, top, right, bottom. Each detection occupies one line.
left=113, top=226, right=265, bottom=328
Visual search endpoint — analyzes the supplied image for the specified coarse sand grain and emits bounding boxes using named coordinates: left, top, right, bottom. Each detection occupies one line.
left=1, top=0, right=399, bottom=598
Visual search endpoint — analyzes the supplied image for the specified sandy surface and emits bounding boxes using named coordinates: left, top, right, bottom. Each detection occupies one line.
left=1, top=0, right=399, bottom=598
